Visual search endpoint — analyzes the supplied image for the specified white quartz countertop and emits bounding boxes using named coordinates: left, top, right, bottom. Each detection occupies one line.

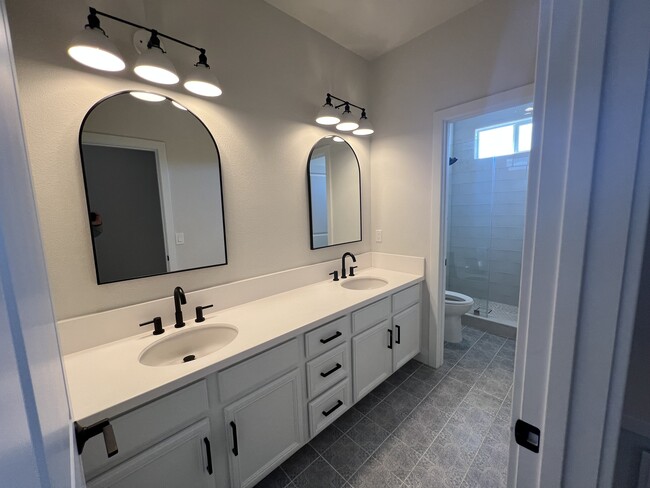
left=64, top=267, right=423, bottom=424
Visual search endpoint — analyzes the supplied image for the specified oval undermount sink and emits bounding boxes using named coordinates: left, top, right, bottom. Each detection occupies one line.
left=139, top=324, right=238, bottom=367
left=340, top=277, right=388, bottom=290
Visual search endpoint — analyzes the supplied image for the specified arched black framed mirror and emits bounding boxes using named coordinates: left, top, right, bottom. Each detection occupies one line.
left=79, top=91, right=227, bottom=284
left=307, top=136, right=362, bottom=249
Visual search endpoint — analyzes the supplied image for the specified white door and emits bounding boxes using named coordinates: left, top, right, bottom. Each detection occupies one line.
left=0, top=1, right=78, bottom=486
left=510, top=0, right=650, bottom=485
left=392, top=304, right=420, bottom=371
left=224, top=370, right=303, bottom=488
left=352, top=320, right=393, bottom=401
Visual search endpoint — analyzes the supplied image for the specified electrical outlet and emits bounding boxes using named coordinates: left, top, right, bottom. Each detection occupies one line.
left=375, top=229, right=383, bottom=243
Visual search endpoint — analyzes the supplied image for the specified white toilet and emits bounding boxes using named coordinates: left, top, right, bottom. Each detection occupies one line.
left=444, top=291, right=474, bottom=343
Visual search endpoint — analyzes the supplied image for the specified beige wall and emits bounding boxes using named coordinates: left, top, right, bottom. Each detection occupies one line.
left=6, top=0, right=540, bottom=354
left=6, top=0, right=371, bottom=319
left=368, top=0, right=539, bottom=359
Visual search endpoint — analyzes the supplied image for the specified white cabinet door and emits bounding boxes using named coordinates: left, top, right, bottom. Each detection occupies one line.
left=224, top=370, right=303, bottom=488
left=392, top=303, right=421, bottom=371
left=87, top=419, right=214, bottom=488
left=352, top=320, right=393, bottom=402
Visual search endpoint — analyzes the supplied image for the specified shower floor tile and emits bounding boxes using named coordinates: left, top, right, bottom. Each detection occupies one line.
left=470, top=299, right=519, bottom=326
left=254, top=329, right=515, bottom=488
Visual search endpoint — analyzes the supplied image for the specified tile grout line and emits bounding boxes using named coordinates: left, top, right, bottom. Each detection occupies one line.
left=282, top=329, right=511, bottom=488
left=337, top=364, right=424, bottom=485
left=396, top=331, right=491, bottom=485
left=290, top=363, right=424, bottom=487
left=399, top=331, right=515, bottom=485
left=458, top=338, right=514, bottom=487
left=459, top=383, right=512, bottom=486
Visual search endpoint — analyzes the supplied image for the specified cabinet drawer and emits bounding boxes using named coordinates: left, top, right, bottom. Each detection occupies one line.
left=352, top=297, right=390, bottom=334
left=306, top=343, right=349, bottom=398
left=308, top=380, right=351, bottom=437
left=218, top=338, right=299, bottom=403
left=305, top=316, right=350, bottom=359
left=82, top=380, right=209, bottom=479
left=392, top=284, right=420, bottom=314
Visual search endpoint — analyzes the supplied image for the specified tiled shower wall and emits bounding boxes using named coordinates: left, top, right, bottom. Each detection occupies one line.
left=447, top=109, right=529, bottom=307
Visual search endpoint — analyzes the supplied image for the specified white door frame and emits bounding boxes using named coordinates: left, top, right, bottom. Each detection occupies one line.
left=510, top=0, right=650, bottom=485
left=429, top=84, right=534, bottom=367
left=81, top=132, right=178, bottom=272
left=0, top=0, right=79, bottom=484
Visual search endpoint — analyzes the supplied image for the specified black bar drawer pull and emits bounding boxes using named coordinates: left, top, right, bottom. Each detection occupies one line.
left=203, top=437, right=213, bottom=475
left=388, top=329, right=393, bottom=349
left=322, top=400, right=344, bottom=417
left=395, top=325, right=401, bottom=344
left=230, top=421, right=239, bottom=456
left=320, top=331, right=342, bottom=344
left=320, top=363, right=342, bottom=378
left=74, top=419, right=118, bottom=458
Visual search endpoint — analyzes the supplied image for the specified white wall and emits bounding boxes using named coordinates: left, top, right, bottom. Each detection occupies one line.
left=368, top=0, right=539, bottom=360
left=6, top=0, right=371, bottom=320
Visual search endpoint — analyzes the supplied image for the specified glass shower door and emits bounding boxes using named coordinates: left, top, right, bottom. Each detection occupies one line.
left=446, top=150, right=493, bottom=317
left=446, top=103, right=532, bottom=324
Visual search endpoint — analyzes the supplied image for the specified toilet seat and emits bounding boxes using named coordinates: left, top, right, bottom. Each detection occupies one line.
left=445, top=291, right=473, bottom=305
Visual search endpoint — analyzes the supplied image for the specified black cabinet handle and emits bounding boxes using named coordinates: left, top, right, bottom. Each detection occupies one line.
left=320, top=363, right=342, bottom=378
left=322, top=400, right=343, bottom=417
left=320, top=331, right=342, bottom=344
left=203, top=437, right=213, bottom=475
left=388, top=329, right=393, bottom=349
left=230, top=421, right=239, bottom=456
left=74, top=419, right=118, bottom=457
left=395, top=325, right=401, bottom=344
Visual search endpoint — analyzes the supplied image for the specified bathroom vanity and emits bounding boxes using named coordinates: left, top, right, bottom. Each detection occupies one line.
left=62, top=256, right=423, bottom=488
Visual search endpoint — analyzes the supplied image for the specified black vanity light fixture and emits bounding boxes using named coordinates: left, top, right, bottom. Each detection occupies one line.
left=67, top=7, right=222, bottom=97
left=315, top=93, right=374, bottom=136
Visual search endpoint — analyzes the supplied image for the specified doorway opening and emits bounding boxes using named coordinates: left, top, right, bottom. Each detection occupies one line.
left=444, top=102, right=532, bottom=339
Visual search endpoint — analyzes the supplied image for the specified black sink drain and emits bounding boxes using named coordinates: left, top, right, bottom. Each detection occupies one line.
left=183, top=354, right=196, bottom=363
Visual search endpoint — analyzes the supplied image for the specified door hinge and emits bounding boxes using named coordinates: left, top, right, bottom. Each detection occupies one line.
left=515, top=419, right=540, bottom=453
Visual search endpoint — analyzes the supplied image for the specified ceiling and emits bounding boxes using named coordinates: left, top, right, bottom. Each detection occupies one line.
left=264, top=0, right=485, bottom=60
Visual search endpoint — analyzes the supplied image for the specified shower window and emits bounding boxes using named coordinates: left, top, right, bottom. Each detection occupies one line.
left=475, top=118, right=532, bottom=159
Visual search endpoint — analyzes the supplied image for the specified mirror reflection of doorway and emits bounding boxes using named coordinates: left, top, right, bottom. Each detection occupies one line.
left=309, top=152, right=329, bottom=248
left=82, top=144, right=169, bottom=283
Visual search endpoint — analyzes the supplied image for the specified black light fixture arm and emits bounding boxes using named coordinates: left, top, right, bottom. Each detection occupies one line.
left=88, top=7, right=205, bottom=54
left=326, top=93, right=366, bottom=113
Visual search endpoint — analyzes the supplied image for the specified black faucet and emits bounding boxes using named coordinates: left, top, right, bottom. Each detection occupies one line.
left=173, top=286, right=187, bottom=328
left=341, top=252, right=357, bottom=279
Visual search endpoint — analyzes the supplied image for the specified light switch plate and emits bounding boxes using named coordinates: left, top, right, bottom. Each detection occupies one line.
left=175, top=232, right=185, bottom=245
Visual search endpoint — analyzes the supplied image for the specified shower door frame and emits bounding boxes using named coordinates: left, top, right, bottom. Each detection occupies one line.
left=430, top=84, right=534, bottom=368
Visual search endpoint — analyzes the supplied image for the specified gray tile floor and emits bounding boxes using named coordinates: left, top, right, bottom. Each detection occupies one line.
left=255, top=327, right=515, bottom=488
